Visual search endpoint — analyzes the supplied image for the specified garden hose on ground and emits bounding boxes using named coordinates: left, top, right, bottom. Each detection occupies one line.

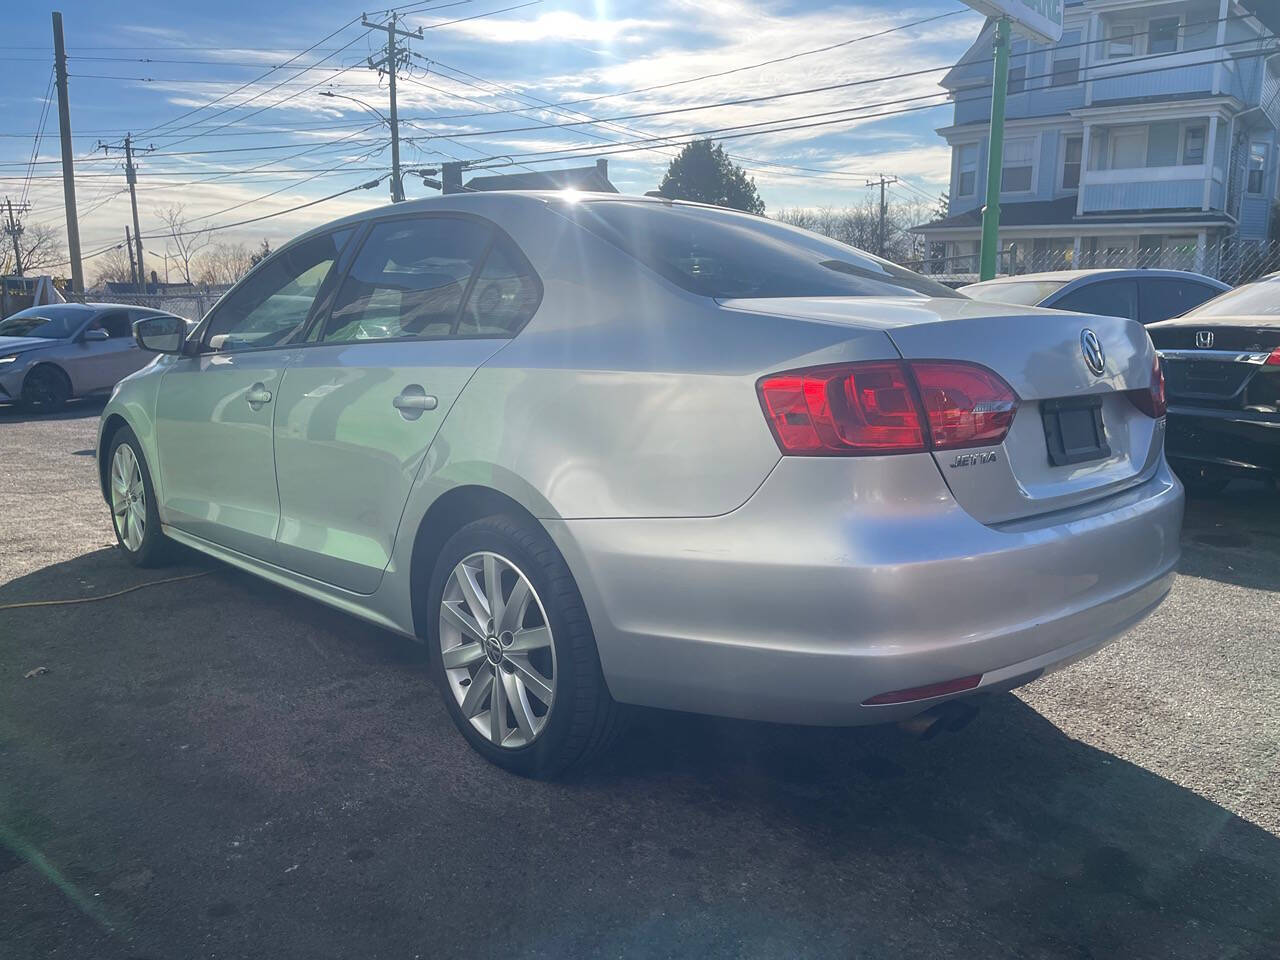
left=0, top=571, right=209, bottom=612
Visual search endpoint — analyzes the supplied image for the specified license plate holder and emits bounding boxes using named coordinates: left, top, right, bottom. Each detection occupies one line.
left=1041, top=395, right=1110, bottom=467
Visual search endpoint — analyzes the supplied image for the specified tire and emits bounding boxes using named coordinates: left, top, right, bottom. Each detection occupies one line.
left=1174, top=462, right=1230, bottom=498
left=107, top=426, right=173, bottom=568
left=21, top=364, right=72, bottom=413
left=426, top=514, right=624, bottom=778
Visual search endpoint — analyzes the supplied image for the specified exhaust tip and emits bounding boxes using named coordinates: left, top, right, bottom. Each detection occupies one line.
left=897, top=699, right=981, bottom=740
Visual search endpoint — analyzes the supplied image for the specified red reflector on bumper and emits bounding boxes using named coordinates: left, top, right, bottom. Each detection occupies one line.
left=862, top=674, right=983, bottom=706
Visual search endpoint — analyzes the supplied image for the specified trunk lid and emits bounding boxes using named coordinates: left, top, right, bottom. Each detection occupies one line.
left=722, top=296, right=1163, bottom=524
left=1148, top=316, right=1280, bottom=409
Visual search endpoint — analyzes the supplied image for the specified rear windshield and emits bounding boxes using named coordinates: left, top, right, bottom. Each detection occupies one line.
left=0, top=306, right=88, bottom=339
left=558, top=200, right=960, bottom=300
left=959, top=278, right=1069, bottom=306
left=1181, top=276, right=1280, bottom=318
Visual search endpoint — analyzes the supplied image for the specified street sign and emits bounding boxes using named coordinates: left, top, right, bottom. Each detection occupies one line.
left=964, top=0, right=1064, bottom=44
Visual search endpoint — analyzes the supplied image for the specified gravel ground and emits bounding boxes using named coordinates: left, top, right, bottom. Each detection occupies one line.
left=2, top=399, right=1278, bottom=960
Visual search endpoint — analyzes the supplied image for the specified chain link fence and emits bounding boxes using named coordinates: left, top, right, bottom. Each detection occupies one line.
left=64, top=287, right=231, bottom=321
left=906, top=239, right=1280, bottom=288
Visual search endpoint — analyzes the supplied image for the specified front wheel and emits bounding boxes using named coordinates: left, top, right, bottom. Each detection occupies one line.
left=427, top=514, right=624, bottom=778
left=21, top=364, right=71, bottom=413
left=107, top=427, right=173, bottom=567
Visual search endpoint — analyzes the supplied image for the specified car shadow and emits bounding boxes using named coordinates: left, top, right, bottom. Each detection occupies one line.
left=1179, top=481, right=1280, bottom=592
left=0, top=396, right=107, bottom=423
left=3, top=549, right=1278, bottom=958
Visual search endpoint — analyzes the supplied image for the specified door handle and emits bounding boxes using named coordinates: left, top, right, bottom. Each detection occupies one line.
left=393, top=385, right=438, bottom=420
left=245, top=384, right=273, bottom=408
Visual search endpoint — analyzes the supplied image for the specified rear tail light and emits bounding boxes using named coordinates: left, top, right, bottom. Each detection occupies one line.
left=1266, top=347, right=1280, bottom=366
left=757, top=360, right=1017, bottom=456
left=1127, top=353, right=1167, bottom=418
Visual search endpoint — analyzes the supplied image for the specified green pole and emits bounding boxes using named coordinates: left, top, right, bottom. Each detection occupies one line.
left=979, top=17, right=1011, bottom=281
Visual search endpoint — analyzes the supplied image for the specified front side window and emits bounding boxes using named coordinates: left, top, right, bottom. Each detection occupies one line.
left=202, top=229, right=351, bottom=352
left=1248, top=142, right=1267, bottom=194
left=560, top=200, right=961, bottom=300
left=318, top=217, right=492, bottom=343
left=1062, top=136, right=1082, bottom=189
left=1148, top=17, right=1181, bottom=55
left=956, top=143, right=978, bottom=197
left=1001, top=138, right=1035, bottom=192
left=94, top=311, right=133, bottom=338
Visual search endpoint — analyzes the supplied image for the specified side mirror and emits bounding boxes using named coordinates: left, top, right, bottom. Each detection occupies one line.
left=82, top=327, right=110, bottom=341
left=134, top=315, right=186, bottom=354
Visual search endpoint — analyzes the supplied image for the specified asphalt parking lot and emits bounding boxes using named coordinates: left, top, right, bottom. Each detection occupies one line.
left=2, top=399, right=1278, bottom=960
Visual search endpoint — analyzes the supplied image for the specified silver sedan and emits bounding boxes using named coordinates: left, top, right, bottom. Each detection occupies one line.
left=97, top=192, right=1183, bottom=777
left=0, top=302, right=182, bottom=412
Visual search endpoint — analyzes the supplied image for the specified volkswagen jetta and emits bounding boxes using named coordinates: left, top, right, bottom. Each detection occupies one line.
left=97, top=193, right=1183, bottom=776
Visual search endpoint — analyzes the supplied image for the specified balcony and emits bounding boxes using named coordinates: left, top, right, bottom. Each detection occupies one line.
left=1088, top=50, right=1218, bottom=105
left=1079, top=165, right=1222, bottom=214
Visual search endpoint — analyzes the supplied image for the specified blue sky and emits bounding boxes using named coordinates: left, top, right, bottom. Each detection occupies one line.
left=0, top=0, right=986, bottom=273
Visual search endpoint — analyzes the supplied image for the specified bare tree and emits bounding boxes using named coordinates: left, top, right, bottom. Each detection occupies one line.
left=156, top=203, right=213, bottom=285
left=774, top=195, right=932, bottom=265
left=90, top=246, right=135, bottom=288
left=195, top=241, right=253, bottom=286
left=0, top=222, right=67, bottom=276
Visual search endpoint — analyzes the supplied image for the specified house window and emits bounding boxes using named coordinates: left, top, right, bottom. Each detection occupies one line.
left=1106, top=23, right=1136, bottom=59
left=1052, top=56, right=1080, bottom=86
left=956, top=143, right=978, bottom=196
left=1061, top=136, right=1082, bottom=189
left=1008, top=65, right=1027, bottom=94
left=1248, top=143, right=1267, bottom=194
left=1182, top=124, right=1206, bottom=166
left=1109, top=128, right=1146, bottom=169
left=1001, top=138, right=1035, bottom=192
left=1146, top=122, right=1180, bottom=167
left=1148, top=17, right=1181, bottom=56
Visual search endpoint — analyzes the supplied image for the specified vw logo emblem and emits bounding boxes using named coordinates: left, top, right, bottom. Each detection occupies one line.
left=1080, top=329, right=1105, bottom=376
left=1196, top=330, right=1215, bottom=349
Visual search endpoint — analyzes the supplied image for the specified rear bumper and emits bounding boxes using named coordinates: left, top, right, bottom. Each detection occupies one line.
left=1165, top=404, right=1280, bottom=475
left=546, top=455, right=1183, bottom=725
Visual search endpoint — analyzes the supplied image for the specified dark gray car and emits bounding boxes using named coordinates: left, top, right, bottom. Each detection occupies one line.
left=960, top=269, right=1229, bottom=324
left=0, top=302, right=184, bottom=412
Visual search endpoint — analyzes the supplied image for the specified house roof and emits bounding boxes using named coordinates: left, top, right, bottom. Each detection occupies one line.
left=465, top=164, right=618, bottom=194
left=914, top=196, right=1235, bottom=232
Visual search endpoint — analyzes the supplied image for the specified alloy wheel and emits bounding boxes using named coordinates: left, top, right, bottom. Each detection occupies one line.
left=438, top=551, right=556, bottom=749
left=111, top=444, right=146, bottom=552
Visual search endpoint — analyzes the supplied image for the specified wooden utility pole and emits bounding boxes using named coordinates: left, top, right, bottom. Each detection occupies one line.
left=361, top=12, right=422, bottom=203
left=4, top=199, right=29, bottom=276
left=51, top=11, right=84, bottom=294
left=865, top=175, right=898, bottom=258
left=99, top=134, right=148, bottom=284
left=125, top=227, right=138, bottom=287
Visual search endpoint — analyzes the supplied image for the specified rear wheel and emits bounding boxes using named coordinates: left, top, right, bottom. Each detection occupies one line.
left=108, top=428, right=173, bottom=567
left=21, top=364, right=71, bottom=413
left=427, top=514, right=624, bottom=778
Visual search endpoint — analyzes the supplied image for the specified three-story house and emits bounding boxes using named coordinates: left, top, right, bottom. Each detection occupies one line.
left=914, top=0, right=1280, bottom=277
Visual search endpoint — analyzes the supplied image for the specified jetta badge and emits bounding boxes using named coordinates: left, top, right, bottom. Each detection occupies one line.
left=1081, top=329, right=1105, bottom=376
left=1196, top=330, right=1215, bottom=349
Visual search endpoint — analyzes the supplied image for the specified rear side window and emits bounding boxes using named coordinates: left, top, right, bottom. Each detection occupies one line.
left=1051, top=279, right=1139, bottom=320
left=318, top=217, right=492, bottom=343
left=559, top=200, right=959, bottom=300
left=457, top=235, right=541, bottom=337
left=1139, top=279, right=1222, bottom=324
